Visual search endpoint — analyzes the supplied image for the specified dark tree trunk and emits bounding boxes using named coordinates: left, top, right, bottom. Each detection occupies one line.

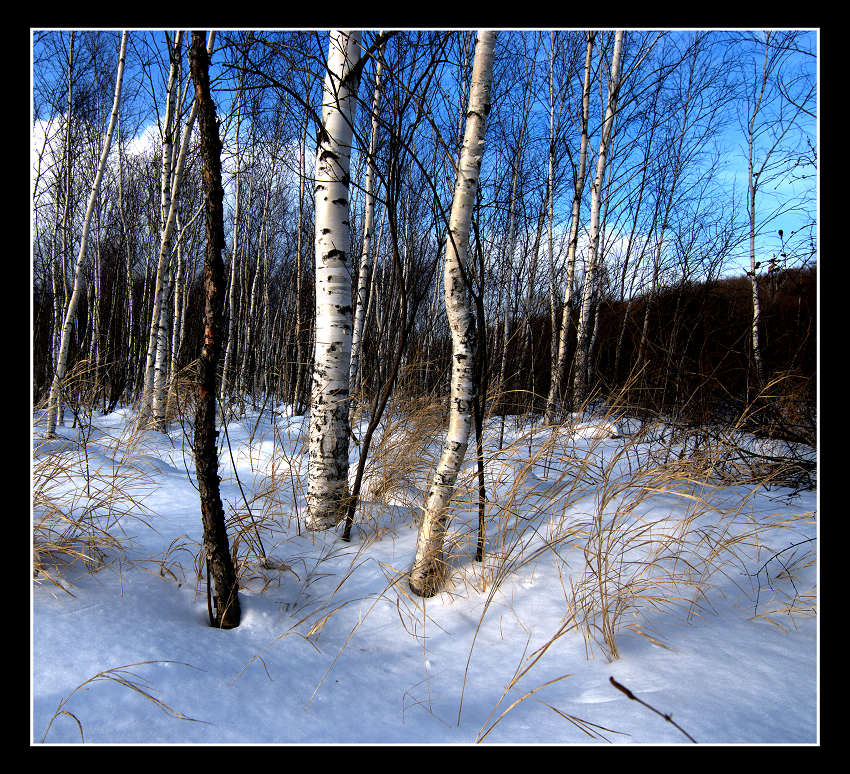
left=189, top=31, right=240, bottom=629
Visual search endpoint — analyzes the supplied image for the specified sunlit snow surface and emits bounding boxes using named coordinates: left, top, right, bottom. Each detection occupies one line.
left=32, top=404, right=817, bottom=744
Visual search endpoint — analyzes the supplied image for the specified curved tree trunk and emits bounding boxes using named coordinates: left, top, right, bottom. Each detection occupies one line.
left=409, top=29, right=497, bottom=598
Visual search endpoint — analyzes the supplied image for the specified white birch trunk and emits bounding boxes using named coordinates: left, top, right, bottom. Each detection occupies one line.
left=573, top=30, right=623, bottom=406
left=45, top=32, right=128, bottom=438
left=116, top=114, right=136, bottom=405
left=139, top=32, right=184, bottom=425
left=53, top=30, right=76, bottom=427
left=355, top=207, right=386, bottom=398
left=409, top=29, right=497, bottom=597
left=748, top=177, right=766, bottom=388
left=221, top=75, right=244, bottom=402
left=48, top=213, right=62, bottom=400
left=90, top=191, right=103, bottom=398
left=545, top=31, right=595, bottom=423
left=305, top=30, right=362, bottom=531
left=496, top=37, right=537, bottom=418
left=163, top=206, right=186, bottom=419
left=141, top=97, right=200, bottom=421
left=544, top=36, right=560, bottom=424
left=241, top=175, right=273, bottom=395
left=155, top=41, right=189, bottom=427
left=747, top=38, right=771, bottom=389
left=292, top=113, right=308, bottom=411
left=139, top=33, right=213, bottom=426
left=349, top=42, right=384, bottom=422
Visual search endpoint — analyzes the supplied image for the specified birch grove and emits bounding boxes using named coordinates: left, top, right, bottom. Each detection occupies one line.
left=739, top=31, right=815, bottom=393
left=139, top=33, right=207, bottom=430
left=33, top=30, right=816, bottom=614
left=545, top=30, right=595, bottom=422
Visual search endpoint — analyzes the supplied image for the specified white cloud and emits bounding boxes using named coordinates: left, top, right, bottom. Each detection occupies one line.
left=126, top=120, right=161, bottom=158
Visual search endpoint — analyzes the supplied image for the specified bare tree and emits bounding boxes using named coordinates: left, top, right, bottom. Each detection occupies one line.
left=349, top=35, right=385, bottom=424
left=45, top=31, right=128, bottom=438
left=545, top=30, right=595, bottom=422
left=409, top=30, right=498, bottom=598
left=572, top=30, right=624, bottom=406
left=739, top=31, right=815, bottom=390
left=306, top=31, right=363, bottom=531
left=189, top=29, right=241, bottom=629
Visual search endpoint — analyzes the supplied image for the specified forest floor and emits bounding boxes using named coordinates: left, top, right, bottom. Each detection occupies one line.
left=32, top=399, right=818, bottom=744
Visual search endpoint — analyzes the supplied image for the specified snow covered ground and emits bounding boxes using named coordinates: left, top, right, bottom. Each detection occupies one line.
left=32, top=402, right=818, bottom=744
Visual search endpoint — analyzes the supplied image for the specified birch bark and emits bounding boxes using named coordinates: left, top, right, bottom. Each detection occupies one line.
left=116, top=113, right=135, bottom=405
left=291, top=112, right=308, bottom=412
left=495, top=48, right=536, bottom=420
left=220, top=70, right=244, bottom=402
left=163, top=205, right=185, bottom=417
left=545, top=31, right=595, bottom=423
left=140, top=32, right=209, bottom=428
left=139, top=32, right=183, bottom=426
left=747, top=35, right=771, bottom=389
left=45, top=32, right=128, bottom=438
left=240, top=171, right=275, bottom=397
left=306, top=30, right=362, bottom=530
left=572, top=30, right=623, bottom=406
left=409, top=29, right=497, bottom=597
left=349, top=40, right=384, bottom=424
left=53, top=30, right=76, bottom=428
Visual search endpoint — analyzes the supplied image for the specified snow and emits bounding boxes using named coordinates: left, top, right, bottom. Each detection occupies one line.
left=32, top=403, right=818, bottom=744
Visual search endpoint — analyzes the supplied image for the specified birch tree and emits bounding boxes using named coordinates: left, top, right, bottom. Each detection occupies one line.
left=545, top=31, right=595, bottom=423
left=52, top=30, right=76, bottom=428
left=220, top=44, right=248, bottom=402
left=139, top=32, right=205, bottom=430
left=409, top=29, right=497, bottom=598
left=572, top=30, right=624, bottom=406
left=138, top=32, right=183, bottom=426
left=189, top=29, right=241, bottom=629
left=45, top=31, right=128, bottom=438
left=349, top=37, right=384, bottom=424
left=495, top=35, right=537, bottom=423
left=739, top=31, right=814, bottom=391
left=306, top=30, right=363, bottom=531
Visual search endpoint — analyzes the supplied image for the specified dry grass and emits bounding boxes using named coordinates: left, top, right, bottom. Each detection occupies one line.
left=464, top=407, right=814, bottom=659
left=32, top=406, right=157, bottom=593
left=40, top=660, right=208, bottom=742
left=234, top=384, right=814, bottom=728
left=412, top=387, right=817, bottom=735
left=354, top=396, right=445, bottom=517
left=33, top=379, right=816, bottom=742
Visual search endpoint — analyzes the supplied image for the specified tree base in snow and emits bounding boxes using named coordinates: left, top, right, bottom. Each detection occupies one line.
left=305, top=490, right=350, bottom=532
left=212, top=590, right=241, bottom=630
left=408, top=556, right=446, bottom=598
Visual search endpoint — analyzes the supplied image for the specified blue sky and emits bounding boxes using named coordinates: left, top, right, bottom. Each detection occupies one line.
left=32, top=29, right=818, bottom=284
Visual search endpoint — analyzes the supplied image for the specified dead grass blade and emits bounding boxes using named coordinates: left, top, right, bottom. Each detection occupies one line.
left=40, top=660, right=209, bottom=743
